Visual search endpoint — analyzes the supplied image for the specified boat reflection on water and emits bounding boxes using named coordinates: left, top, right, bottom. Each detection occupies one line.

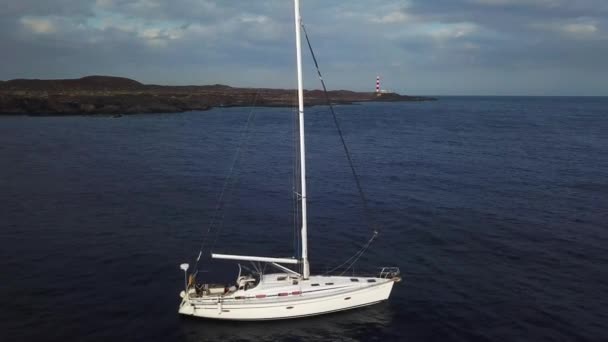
left=179, top=302, right=395, bottom=341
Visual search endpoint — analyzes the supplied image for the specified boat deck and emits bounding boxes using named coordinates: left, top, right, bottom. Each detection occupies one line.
left=186, top=273, right=396, bottom=302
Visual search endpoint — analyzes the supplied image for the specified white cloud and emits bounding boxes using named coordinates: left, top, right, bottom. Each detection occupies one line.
left=20, top=16, right=56, bottom=34
left=240, top=14, right=269, bottom=24
left=468, top=0, right=560, bottom=7
left=563, top=22, right=597, bottom=34
left=531, top=19, right=600, bottom=38
left=138, top=27, right=182, bottom=44
left=371, top=11, right=411, bottom=24
left=427, top=22, right=479, bottom=40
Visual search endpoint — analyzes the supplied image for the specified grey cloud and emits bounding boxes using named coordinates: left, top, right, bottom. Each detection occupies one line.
left=0, top=0, right=96, bottom=19
left=0, top=0, right=606, bottom=95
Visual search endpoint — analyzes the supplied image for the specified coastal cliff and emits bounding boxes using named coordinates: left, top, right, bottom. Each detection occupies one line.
left=0, top=76, right=435, bottom=115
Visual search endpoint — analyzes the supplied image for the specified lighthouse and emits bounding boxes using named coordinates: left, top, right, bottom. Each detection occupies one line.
left=375, top=76, right=381, bottom=93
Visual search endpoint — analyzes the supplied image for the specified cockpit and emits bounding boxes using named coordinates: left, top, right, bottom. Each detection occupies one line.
left=236, top=273, right=259, bottom=291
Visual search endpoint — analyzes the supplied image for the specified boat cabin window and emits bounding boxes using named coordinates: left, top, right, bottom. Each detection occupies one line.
left=350, top=278, right=359, bottom=282
left=277, top=276, right=287, bottom=281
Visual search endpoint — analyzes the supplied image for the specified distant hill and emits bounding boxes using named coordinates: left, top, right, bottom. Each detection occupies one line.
left=0, top=76, right=144, bottom=92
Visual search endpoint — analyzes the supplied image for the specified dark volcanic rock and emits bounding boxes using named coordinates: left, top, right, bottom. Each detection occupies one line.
left=0, top=76, right=435, bottom=115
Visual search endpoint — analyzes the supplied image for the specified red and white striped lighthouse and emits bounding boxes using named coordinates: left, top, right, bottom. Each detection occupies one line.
left=375, top=76, right=381, bottom=93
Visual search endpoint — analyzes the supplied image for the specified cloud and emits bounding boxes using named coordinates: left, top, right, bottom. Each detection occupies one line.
left=426, top=22, right=478, bottom=40
left=531, top=18, right=601, bottom=39
left=372, top=11, right=412, bottom=24
left=468, top=0, right=560, bottom=7
left=240, top=14, right=269, bottom=24
left=563, top=22, right=597, bottom=34
left=0, top=0, right=607, bottom=95
left=20, top=17, right=57, bottom=34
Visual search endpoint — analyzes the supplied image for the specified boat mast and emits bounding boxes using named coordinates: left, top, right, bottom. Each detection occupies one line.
left=294, top=0, right=309, bottom=279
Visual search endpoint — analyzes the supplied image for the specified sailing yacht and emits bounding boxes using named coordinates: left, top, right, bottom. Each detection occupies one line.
left=178, top=0, right=401, bottom=320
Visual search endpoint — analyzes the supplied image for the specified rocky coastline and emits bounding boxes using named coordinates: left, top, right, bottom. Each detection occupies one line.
left=0, top=76, right=436, bottom=115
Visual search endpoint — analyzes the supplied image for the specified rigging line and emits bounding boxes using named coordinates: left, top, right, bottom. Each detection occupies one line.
left=301, top=21, right=378, bottom=234
left=194, top=91, right=260, bottom=270
left=302, top=20, right=380, bottom=274
left=206, top=100, right=260, bottom=257
left=324, top=230, right=378, bottom=275
left=339, top=232, right=376, bottom=275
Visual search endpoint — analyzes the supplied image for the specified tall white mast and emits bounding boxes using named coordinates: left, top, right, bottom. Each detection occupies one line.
left=294, top=0, right=309, bottom=279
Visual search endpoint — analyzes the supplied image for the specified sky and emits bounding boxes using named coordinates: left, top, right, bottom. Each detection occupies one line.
left=1, top=0, right=607, bottom=95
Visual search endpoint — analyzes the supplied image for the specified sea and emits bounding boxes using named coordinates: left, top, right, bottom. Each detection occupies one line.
left=1, top=97, right=607, bottom=342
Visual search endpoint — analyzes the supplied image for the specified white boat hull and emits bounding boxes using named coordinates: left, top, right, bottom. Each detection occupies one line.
left=178, top=278, right=395, bottom=320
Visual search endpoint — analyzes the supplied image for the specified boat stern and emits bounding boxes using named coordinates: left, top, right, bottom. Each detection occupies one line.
left=178, top=290, right=195, bottom=316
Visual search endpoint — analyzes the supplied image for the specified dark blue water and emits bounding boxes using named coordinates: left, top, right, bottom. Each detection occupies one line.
left=1, top=97, right=607, bottom=341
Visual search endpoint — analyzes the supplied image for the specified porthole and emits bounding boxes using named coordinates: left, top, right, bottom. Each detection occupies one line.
left=311, top=283, right=320, bottom=287
left=367, top=279, right=376, bottom=283
left=344, top=297, right=351, bottom=300
left=286, top=306, right=294, bottom=309
left=350, top=278, right=359, bottom=282
left=325, top=282, right=334, bottom=285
